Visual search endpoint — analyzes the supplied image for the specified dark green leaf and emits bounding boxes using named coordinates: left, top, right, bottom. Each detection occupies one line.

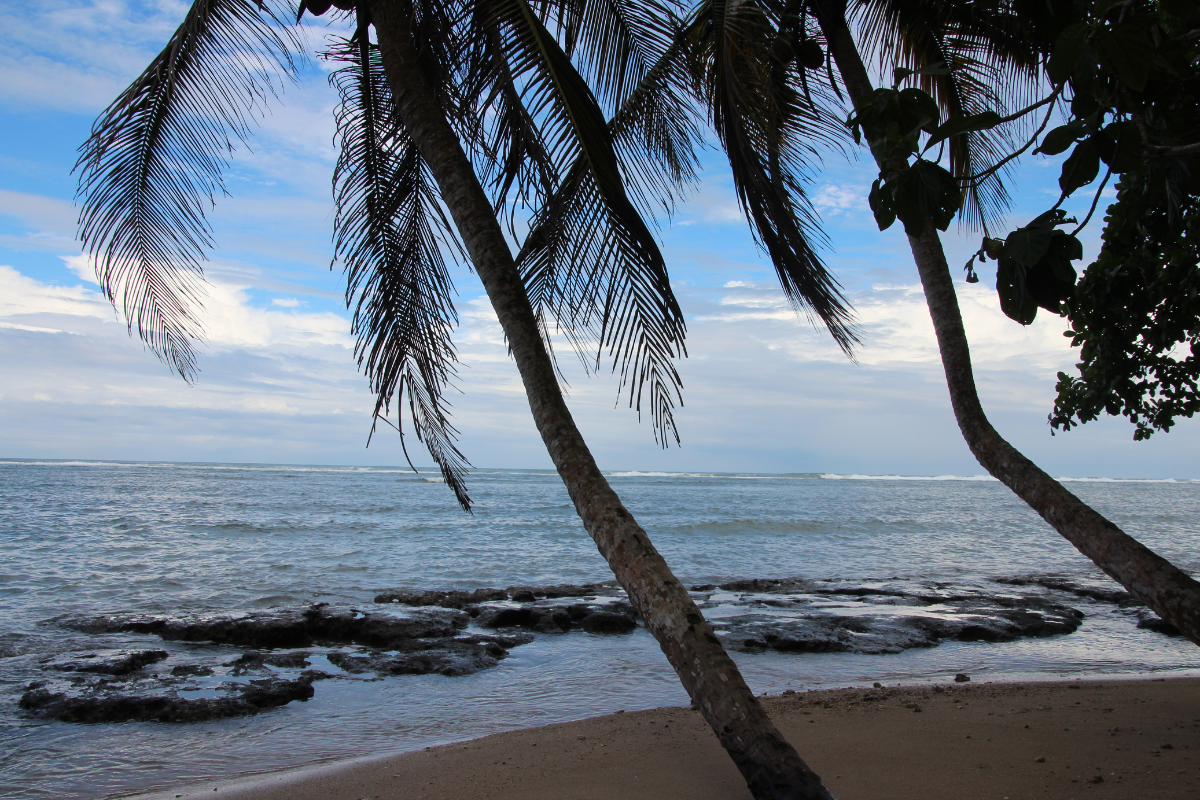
left=925, top=111, right=1003, bottom=149
left=869, top=178, right=896, bottom=231
left=1059, top=138, right=1101, bottom=193
left=1047, top=22, right=1090, bottom=84
left=1003, top=224, right=1053, bottom=266
left=1071, top=89, right=1100, bottom=117
left=1036, top=125, right=1080, bottom=156
left=1098, top=23, right=1155, bottom=92
left=898, top=87, right=941, bottom=134
left=1098, top=121, right=1143, bottom=172
left=997, top=257, right=1039, bottom=324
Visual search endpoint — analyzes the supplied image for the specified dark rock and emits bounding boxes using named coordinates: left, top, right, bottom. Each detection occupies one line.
left=47, top=649, right=168, bottom=676
left=955, top=673, right=971, bottom=683
left=225, top=651, right=311, bottom=674
left=170, top=665, right=214, bottom=677
left=373, top=588, right=507, bottom=608
left=504, top=583, right=617, bottom=602
left=540, top=583, right=612, bottom=599
left=714, top=597, right=1082, bottom=656
left=719, top=579, right=800, bottom=593
left=19, top=676, right=314, bottom=724
left=580, top=612, right=637, bottom=634
left=62, top=605, right=467, bottom=650
left=327, top=636, right=512, bottom=677
left=690, top=584, right=716, bottom=592
left=469, top=631, right=535, bottom=649
left=475, top=602, right=636, bottom=635
left=1137, top=616, right=1181, bottom=636
left=995, top=575, right=1136, bottom=606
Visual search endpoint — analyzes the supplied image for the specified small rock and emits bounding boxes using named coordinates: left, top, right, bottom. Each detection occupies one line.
left=1161, top=743, right=1174, bottom=749
left=873, top=682, right=882, bottom=688
left=170, top=664, right=214, bottom=677
left=48, top=649, right=168, bottom=676
left=580, top=612, right=636, bottom=634
left=954, top=673, right=971, bottom=683
left=1089, top=775, right=1104, bottom=784
left=1034, top=757, right=1046, bottom=763
left=1137, top=617, right=1181, bottom=636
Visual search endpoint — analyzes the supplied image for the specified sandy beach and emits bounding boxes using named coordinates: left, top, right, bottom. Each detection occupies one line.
left=126, top=676, right=1200, bottom=800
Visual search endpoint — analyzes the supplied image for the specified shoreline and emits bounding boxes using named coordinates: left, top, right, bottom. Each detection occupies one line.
left=121, top=676, right=1200, bottom=800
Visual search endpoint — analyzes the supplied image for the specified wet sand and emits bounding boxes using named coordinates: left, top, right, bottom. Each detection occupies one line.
left=126, top=677, right=1200, bottom=800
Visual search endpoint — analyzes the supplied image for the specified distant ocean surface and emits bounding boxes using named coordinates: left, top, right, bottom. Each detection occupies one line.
left=2, top=459, right=1199, bottom=800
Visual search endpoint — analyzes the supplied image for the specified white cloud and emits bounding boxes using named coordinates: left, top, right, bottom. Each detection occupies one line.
left=1, top=4, right=1197, bottom=477
left=678, top=180, right=744, bottom=225
left=0, top=264, right=112, bottom=322
left=61, top=254, right=99, bottom=284
left=811, top=183, right=869, bottom=215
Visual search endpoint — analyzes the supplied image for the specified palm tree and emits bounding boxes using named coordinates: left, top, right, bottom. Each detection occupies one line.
left=75, top=0, right=835, bottom=797
left=517, top=0, right=1200, bottom=644
left=807, top=0, right=1200, bottom=645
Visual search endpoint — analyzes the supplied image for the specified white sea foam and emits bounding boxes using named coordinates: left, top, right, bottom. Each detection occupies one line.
left=820, top=472, right=998, bottom=481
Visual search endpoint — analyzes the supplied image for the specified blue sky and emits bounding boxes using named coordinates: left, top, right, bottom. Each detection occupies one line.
left=2, top=0, right=1196, bottom=478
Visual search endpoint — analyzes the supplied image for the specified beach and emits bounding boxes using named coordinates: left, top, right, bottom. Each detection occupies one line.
left=128, top=677, right=1200, bottom=800
left=5, top=463, right=1200, bottom=799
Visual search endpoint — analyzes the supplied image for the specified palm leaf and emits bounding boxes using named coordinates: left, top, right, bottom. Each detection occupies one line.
left=516, top=27, right=701, bottom=444
left=689, top=0, right=858, bottom=353
left=329, top=28, right=473, bottom=509
left=75, top=0, right=301, bottom=379
left=465, top=0, right=692, bottom=442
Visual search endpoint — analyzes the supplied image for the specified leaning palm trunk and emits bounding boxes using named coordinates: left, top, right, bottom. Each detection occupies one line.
left=814, top=0, right=1200, bottom=646
left=367, top=3, right=834, bottom=798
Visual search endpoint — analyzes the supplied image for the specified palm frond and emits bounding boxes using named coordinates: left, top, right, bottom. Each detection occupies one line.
left=329, top=29, right=473, bottom=509
left=462, top=0, right=690, bottom=442
left=461, top=11, right=560, bottom=224
left=548, top=0, right=682, bottom=116
left=511, top=8, right=698, bottom=444
left=75, top=0, right=301, bottom=380
left=690, top=0, right=858, bottom=354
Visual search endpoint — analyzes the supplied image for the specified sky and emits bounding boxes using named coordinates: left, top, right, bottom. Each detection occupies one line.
left=2, top=0, right=1196, bottom=479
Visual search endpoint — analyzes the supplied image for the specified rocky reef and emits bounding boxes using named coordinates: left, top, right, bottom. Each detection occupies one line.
left=20, top=675, right=315, bottom=724
left=21, top=604, right=534, bottom=724
left=22, top=572, right=1178, bottom=725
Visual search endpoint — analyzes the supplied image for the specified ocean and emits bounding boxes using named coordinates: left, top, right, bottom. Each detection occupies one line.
left=2, top=459, right=1199, bottom=799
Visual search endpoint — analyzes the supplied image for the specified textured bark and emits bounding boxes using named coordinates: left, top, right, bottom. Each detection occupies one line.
left=814, top=0, right=1200, bottom=646
left=366, top=4, right=835, bottom=798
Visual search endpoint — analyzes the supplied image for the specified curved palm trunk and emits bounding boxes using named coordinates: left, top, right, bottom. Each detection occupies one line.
left=814, top=0, right=1200, bottom=646
left=367, top=4, right=835, bottom=798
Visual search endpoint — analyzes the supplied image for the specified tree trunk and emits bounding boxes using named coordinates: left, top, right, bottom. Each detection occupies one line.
left=366, top=4, right=836, bottom=798
left=814, top=0, right=1200, bottom=646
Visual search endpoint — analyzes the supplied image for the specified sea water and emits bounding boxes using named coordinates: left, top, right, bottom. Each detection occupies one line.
left=1, top=460, right=1199, bottom=799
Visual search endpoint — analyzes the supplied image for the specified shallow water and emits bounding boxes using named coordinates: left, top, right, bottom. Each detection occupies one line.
left=2, top=460, right=1199, bottom=799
